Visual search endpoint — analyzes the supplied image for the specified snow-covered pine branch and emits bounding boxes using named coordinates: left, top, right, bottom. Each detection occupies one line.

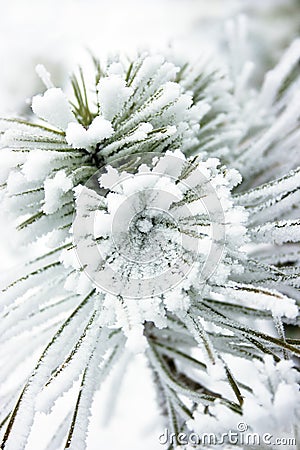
left=0, top=46, right=300, bottom=449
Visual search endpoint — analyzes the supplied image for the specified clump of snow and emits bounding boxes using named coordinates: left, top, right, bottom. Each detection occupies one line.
left=97, top=75, right=133, bottom=121
left=6, top=171, right=28, bottom=195
left=31, top=88, right=76, bottom=131
left=163, top=289, right=190, bottom=312
left=0, top=149, right=25, bottom=184
left=99, top=165, right=129, bottom=190
left=43, top=170, right=72, bottom=214
left=66, top=116, right=114, bottom=150
left=130, top=122, right=154, bottom=141
left=22, top=150, right=58, bottom=182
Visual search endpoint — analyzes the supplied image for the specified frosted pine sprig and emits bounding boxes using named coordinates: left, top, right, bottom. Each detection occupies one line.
left=0, top=53, right=238, bottom=248
left=62, top=149, right=248, bottom=351
left=0, top=47, right=300, bottom=450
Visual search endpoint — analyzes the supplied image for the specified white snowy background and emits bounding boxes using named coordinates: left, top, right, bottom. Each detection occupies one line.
left=0, top=1, right=299, bottom=449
